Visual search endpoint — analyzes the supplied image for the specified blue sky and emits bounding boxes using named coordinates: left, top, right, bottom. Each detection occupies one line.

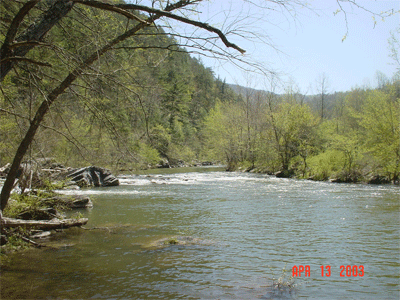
left=188, top=0, right=400, bottom=94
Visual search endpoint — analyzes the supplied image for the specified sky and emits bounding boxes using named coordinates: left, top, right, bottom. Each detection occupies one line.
left=182, top=0, right=400, bottom=94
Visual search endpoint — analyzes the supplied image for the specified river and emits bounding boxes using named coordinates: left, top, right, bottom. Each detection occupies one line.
left=1, top=167, right=399, bottom=299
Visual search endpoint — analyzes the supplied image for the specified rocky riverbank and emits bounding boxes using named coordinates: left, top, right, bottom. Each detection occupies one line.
left=0, top=160, right=120, bottom=254
left=234, top=163, right=398, bottom=185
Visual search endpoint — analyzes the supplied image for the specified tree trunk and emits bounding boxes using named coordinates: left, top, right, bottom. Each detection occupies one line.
left=1, top=217, right=88, bottom=230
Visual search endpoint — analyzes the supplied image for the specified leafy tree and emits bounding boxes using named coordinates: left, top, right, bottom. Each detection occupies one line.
left=201, top=101, right=247, bottom=170
left=358, top=84, right=400, bottom=180
left=268, top=101, right=318, bottom=172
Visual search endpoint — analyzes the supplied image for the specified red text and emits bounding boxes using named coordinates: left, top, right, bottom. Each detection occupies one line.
left=292, top=265, right=311, bottom=277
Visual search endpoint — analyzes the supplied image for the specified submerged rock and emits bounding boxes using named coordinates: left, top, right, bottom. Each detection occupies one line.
left=0, top=163, right=11, bottom=178
left=142, top=235, right=215, bottom=249
left=69, top=196, right=93, bottom=208
left=67, top=166, right=119, bottom=187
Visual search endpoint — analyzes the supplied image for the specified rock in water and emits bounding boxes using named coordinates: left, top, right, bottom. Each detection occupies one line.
left=67, top=166, right=119, bottom=187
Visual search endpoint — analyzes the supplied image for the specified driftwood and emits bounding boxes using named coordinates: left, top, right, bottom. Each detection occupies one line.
left=21, top=236, right=43, bottom=248
left=1, top=217, right=88, bottom=230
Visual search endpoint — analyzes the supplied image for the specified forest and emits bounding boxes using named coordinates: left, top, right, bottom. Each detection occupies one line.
left=0, top=0, right=399, bottom=193
left=203, top=80, right=399, bottom=183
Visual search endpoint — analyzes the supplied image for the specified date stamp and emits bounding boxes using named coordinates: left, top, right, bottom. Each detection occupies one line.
left=292, top=265, right=364, bottom=277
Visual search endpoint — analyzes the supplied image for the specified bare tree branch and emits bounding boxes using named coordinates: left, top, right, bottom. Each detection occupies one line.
left=74, top=0, right=246, bottom=54
left=72, top=0, right=150, bottom=24
left=9, top=41, right=51, bottom=49
left=0, top=56, right=53, bottom=68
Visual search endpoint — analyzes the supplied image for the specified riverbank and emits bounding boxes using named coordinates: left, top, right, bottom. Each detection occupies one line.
left=232, top=163, right=399, bottom=185
left=133, top=158, right=398, bottom=185
left=0, top=163, right=120, bottom=256
left=0, top=191, right=91, bottom=257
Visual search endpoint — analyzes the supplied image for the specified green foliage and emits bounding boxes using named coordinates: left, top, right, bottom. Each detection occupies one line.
left=150, top=124, right=171, bottom=158
left=42, top=179, right=68, bottom=192
left=269, top=101, right=319, bottom=170
left=307, top=149, right=347, bottom=180
left=358, top=87, right=400, bottom=179
left=200, top=80, right=399, bottom=182
left=201, top=101, right=229, bottom=162
left=2, top=191, right=66, bottom=219
left=71, top=212, right=84, bottom=220
left=169, top=144, right=196, bottom=164
left=0, top=231, right=31, bottom=256
left=3, top=193, right=44, bottom=219
left=136, top=142, right=161, bottom=168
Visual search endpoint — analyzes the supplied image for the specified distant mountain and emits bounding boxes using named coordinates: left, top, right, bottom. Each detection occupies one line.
left=227, top=84, right=272, bottom=98
left=227, top=83, right=351, bottom=119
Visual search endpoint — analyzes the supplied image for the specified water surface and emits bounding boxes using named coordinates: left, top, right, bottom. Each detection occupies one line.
left=2, top=168, right=399, bottom=299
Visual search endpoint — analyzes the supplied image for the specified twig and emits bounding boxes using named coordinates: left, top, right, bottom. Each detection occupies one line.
left=21, top=236, right=44, bottom=248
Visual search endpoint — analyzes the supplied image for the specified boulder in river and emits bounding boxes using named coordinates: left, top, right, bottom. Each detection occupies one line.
left=142, top=235, right=216, bottom=249
left=0, top=163, right=11, bottom=178
left=67, top=166, right=119, bottom=187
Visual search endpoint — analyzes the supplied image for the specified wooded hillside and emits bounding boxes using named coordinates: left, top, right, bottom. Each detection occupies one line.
left=0, top=0, right=240, bottom=172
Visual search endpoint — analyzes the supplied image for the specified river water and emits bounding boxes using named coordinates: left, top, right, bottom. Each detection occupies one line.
left=1, top=167, right=399, bottom=299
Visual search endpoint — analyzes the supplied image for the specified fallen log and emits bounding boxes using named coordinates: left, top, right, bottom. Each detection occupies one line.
left=1, top=217, right=88, bottom=230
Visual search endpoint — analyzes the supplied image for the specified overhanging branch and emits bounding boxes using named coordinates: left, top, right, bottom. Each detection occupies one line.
left=0, top=56, right=53, bottom=68
left=72, top=0, right=150, bottom=24
left=73, top=0, right=246, bottom=54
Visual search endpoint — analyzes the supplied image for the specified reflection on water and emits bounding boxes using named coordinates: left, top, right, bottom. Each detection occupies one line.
left=1, top=168, right=399, bottom=299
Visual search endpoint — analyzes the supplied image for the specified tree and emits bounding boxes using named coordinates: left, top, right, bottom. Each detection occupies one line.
left=388, top=27, right=400, bottom=76
left=268, top=101, right=318, bottom=172
left=316, top=73, right=330, bottom=120
left=201, top=100, right=249, bottom=170
left=359, top=85, right=400, bottom=181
